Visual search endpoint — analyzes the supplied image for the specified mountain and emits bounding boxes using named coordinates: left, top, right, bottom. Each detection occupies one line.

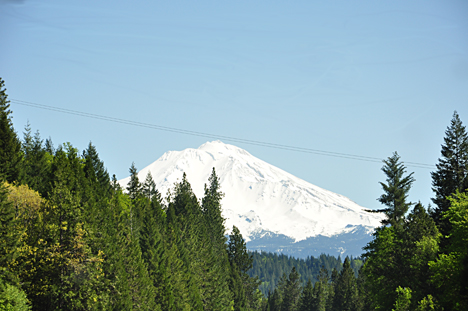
left=119, top=141, right=384, bottom=258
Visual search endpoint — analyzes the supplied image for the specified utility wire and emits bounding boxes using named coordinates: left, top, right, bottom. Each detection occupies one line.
left=11, top=98, right=436, bottom=169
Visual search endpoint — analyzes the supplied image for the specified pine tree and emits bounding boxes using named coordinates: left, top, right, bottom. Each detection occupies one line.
left=431, top=111, right=468, bottom=241
left=280, top=267, right=301, bottom=311
left=20, top=127, right=50, bottom=197
left=142, top=171, right=157, bottom=199
left=0, top=78, right=22, bottom=183
left=374, top=152, right=415, bottom=228
left=83, top=142, right=112, bottom=199
left=127, top=162, right=141, bottom=201
left=298, top=279, right=313, bottom=311
left=228, top=226, right=260, bottom=310
left=201, top=168, right=233, bottom=310
left=332, top=257, right=358, bottom=311
left=140, top=189, right=166, bottom=310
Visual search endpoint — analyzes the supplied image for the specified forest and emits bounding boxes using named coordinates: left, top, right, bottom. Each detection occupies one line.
left=1, top=76, right=467, bottom=310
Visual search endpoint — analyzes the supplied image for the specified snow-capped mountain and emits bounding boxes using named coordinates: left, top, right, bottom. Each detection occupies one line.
left=119, top=141, right=384, bottom=257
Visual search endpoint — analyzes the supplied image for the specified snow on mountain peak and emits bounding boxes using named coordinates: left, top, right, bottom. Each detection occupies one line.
left=119, top=141, right=384, bottom=243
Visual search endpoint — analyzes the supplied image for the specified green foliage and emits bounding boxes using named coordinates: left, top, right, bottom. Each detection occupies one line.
left=429, top=191, right=468, bottom=310
left=375, top=152, right=415, bottom=228
left=0, top=78, right=22, bottom=183
left=431, top=111, right=468, bottom=241
left=280, top=267, right=301, bottom=311
left=392, top=286, right=412, bottom=311
left=0, top=278, right=31, bottom=311
left=250, top=252, right=353, bottom=296
left=0, top=182, right=20, bottom=284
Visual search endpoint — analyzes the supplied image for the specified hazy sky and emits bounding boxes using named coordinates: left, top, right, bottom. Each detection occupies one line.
left=1, top=0, right=468, bottom=210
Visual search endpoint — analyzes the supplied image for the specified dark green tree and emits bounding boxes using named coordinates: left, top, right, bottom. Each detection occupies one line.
left=332, top=257, right=358, bottom=311
left=201, top=168, right=233, bottom=309
left=83, top=142, right=112, bottom=199
left=431, top=111, right=468, bottom=243
left=228, top=225, right=260, bottom=310
left=0, top=78, right=22, bottom=183
left=127, top=162, right=141, bottom=201
left=20, top=128, right=50, bottom=197
left=374, top=152, right=415, bottom=228
left=142, top=171, right=157, bottom=199
left=298, top=279, right=313, bottom=311
left=280, top=267, right=301, bottom=311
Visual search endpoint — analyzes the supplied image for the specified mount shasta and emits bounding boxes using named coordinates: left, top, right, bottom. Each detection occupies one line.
left=119, top=141, right=384, bottom=258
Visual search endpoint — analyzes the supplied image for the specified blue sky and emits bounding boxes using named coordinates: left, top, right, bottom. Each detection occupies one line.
left=1, top=0, right=468, bottom=210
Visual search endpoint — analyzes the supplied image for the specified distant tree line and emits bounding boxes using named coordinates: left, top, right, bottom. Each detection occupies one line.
left=1, top=76, right=468, bottom=310
left=249, top=252, right=363, bottom=296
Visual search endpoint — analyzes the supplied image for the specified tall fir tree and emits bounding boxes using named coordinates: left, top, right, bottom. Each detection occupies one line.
left=280, top=267, right=301, bottom=311
left=332, top=257, right=358, bottom=311
left=0, top=78, right=22, bottom=183
left=373, top=152, right=415, bottom=228
left=20, top=128, right=50, bottom=197
left=431, top=111, right=468, bottom=242
left=201, top=168, right=234, bottom=310
left=228, top=225, right=260, bottom=310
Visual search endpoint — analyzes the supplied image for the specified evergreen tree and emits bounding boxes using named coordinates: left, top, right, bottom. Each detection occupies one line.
left=140, top=189, right=166, bottom=310
left=332, top=257, right=358, bottom=311
left=83, top=142, right=112, bottom=199
left=0, top=78, right=22, bottom=183
left=403, top=203, right=439, bottom=307
left=19, top=126, right=51, bottom=197
left=127, top=162, right=141, bottom=201
left=298, top=279, right=313, bottom=311
left=431, top=111, right=468, bottom=242
left=201, top=168, right=233, bottom=310
left=280, top=267, right=301, bottom=311
left=142, top=171, right=157, bottom=199
left=374, top=152, right=415, bottom=228
left=228, top=225, right=260, bottom=310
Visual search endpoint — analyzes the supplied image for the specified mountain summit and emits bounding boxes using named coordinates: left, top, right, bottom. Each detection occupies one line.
left=119, top=141, right=384, bottom=257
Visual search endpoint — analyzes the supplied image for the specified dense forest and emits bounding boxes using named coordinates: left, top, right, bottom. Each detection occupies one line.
left=248, top=252, right=363, bottom=296
left=1, top=76, right=468, bottom=310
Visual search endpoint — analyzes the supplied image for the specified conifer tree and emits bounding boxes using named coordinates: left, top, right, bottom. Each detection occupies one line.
left=280, top=267, right=301, bottom=311
left=142, top=171, right=157, bottom=199
left=228, top=225, right=260, bottom=310
left=201, top=168, right=233, bottom=309
left=20, top=128, right=50, bottom=197
left=83, top=142, right=112, bottom=199
left=373, top=152, right=415, bottom=228
left=332, top=257, right=358, bottom=311
left=431, top=111, right=468, bottom=241
left=140, top=188, right=166, bottom=310
left=0, top=78, right=22, bottom=183
left=127, top=162, right=141, bottom=201
left=298, top=279, right=314, bottom=311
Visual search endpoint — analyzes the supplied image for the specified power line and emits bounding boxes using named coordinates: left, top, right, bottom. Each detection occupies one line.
left=11, top=98, right=436, bottom=169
